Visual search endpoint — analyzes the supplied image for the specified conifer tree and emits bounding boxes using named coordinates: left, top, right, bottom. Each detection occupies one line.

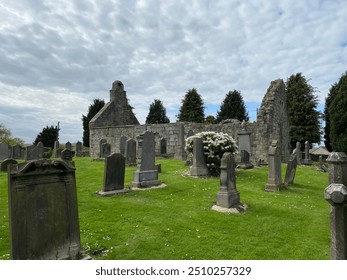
left=145, top=99, right=170, bottom=124
left=82, top=99, right=105, bottom=147
left=216, top=90, right=249, bottom=123
left=33, top=125, right=59, bottom=148
left=177, top=88, right=205, bottom=123
left=286, top=73, right=321, bottom=149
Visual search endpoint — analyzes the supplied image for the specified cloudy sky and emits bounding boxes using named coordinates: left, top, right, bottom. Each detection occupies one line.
left=0, top=0, right=346, bottom=144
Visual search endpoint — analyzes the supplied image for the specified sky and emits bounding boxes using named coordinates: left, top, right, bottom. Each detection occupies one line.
left=0, top=0, right=346, bottom=144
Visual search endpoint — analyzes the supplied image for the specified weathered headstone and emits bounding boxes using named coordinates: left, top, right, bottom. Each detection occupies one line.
left=132, top=131, right=161, bottom=188
left=265, top=140, right=283, bottom=192
left=190, top=137, right=209, bottom=177
left=302, top=141, right=312, bottom=165
left=61, top=148, right=74, bottom=161
left=99, top=139, right=107, bottom=158
left=284, top=154, right=297, bottom=187
left=160, top=138, right=167, bottom=155
left=125, top=138, right=137, bottom=166
left=0, top=158, right=18, bottom=172
left=0, top=143, right=10, bottom=160
left=174, top=123, right=186, bottom=160
left=98, top=153, right=130, bottom=196
left=65, top=141, right=72, bottom=150
left=119, top=136, right=127, bottom=156
left=52, top=140, right=60, bottom=158
left=37, top=142, right=44, bottom=159
left=295, top=141, right=302, bottom=165
left=24, top=144, right=39, bottom=161
left=216, top=153, right=240, bottom=208
left=101, top=143, right=111, bottom=158
left=75, top=141, right=82, bottom=156
left=8, top=160, right=81, bottom=259
left=237, top=125, right=251, bottom=154
left=237, top=150, right=254, bottom=169
left=12, top=144, right=23, bottom=159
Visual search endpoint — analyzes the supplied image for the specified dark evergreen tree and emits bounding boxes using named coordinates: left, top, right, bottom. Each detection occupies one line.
left=286, top=73, right=321, bottom=149
left=82, top=99, right=105, bottom=147
left=33, top=125, right=59, bottom=148
left=216, top=90, right=249, bottom=123
left=328, top=71, right=347, bottom=152
left=145, top=99, right=170, bottom=124
left=324, top=83, right=340, bottom=151
left=177, top=88, right=205, bottom=123
left=205, top=115, right=216, bottom=124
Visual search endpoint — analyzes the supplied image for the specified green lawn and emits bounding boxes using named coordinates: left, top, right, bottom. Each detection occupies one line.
left=0, top=157, right=330, bottom=260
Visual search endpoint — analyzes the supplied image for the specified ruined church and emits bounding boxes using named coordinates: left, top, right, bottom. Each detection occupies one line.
left=89, top=79, right=290, bottom=163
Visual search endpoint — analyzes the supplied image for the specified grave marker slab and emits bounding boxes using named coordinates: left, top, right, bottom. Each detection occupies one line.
left=8, top=160, right=81, bottom=259
left=284, top=154, right=297, bottom=187
left=0, top=158, right=18, bottom=172
left=265, top=140, right=283, bottom=192
left=120, top=136, right=127, bottom=156
left=190, top=137, right=209, bottom=177
left=0, top=143, right=10, bottom=160
left=302, top=141, right=312, bottom=165
left=125, top=138, right=137, bottom=166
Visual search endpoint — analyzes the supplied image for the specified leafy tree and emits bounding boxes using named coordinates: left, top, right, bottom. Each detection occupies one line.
left=324, top=83, right=340, bottom=151
left=286, top=73, right=321, bottom=149
left=216, top=90, right=249, bottom=123
left=82, top=99, right=105, bottom=147
left=205, top=115, right=216, bottom=124
left=145, top=99, right=170, bottom=124
left=33, top=125, right=59, bottom=148
left=328, top=71, right=347, bottom=152
left=0, top=123, right=24, bottom=146
left=177, top=88, right=205, bottom=123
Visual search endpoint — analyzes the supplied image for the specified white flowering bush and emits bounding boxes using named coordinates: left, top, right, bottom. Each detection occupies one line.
left=185, top=131, right=238, bottom=176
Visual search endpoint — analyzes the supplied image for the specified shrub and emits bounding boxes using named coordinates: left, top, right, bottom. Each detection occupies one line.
left=185, top=131, right=238, bottom=176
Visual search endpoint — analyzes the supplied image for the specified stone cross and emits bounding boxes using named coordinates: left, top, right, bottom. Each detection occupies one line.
left=324, top=152, right=347, bottom=259
left=216, top=152, right=240, bottom=208
left=265, top=140, right=283, bottom=192
left=8, top=159, right=81, bottom=259
left=190, top=137, right=209, bottom=177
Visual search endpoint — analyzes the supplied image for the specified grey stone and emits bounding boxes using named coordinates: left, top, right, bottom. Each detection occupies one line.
left=326, top=152, right=347, bottom=185
left=76, top=141, right=82, bottom=156
left=295, top=141, right=302, bottom=165
left=12, top=144, right=24, bottom=159
left=302, top=141, right=312, bottom=165
left=65, top=141, right=72, bottom=150
left=237, top=129, right=251, bottom=154
left=284, top=154, right=297, bottom=187
left=265, top=140, right=283, bottom=192
left=160, top=138, right=167, bottom=155
left=190, top=137, right=209, bottom=177
left=0, top=158, right=18, bottom=172
left=8, top=160, right=81, bottom=259
left=216, top=152, right=240, bottom=208
left=237, top=150, right=254, bottom=169
left=101, top=142, right=111, bottom=158
left=0, top=143, right=10, bottom=160
left=132, top=131, right=161, bottom=188
left=324, top=183, right=347, bottom=259
left=61, top=148, right=74, bottom=161
left=125, top=138, right=137, bottom=166
left=52, top=141, right=60, bottom=158
left=174, top=123, right=186, bottom=160
left=25, top=145, right=39, bottom=161
left=120, top=136, right=127, bottom=156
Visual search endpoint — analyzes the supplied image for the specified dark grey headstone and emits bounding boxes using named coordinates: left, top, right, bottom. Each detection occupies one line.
left=295, top=141, right=302, bottom=164
left=25, top=145, right=39, bottom=161
left=99, top=139, right=107, bottom=158
left=8, top=160, right=81, bottom=259
left=76, top=141, right=82, bottom=156
left=37, top=142, right=44, bottom=159
left=284, top=154, right=297, bottom=187
left=125, top=138, right=136, bottom=166
left=302, top=141, right=312, bottom=165
left=101, top=143, right=111, bottom=158
left=0, top=143, right=10, bottom=160
left=12, top=144, right=23, bottom=159
left=0, top=158, right=18, bottom=172
left=265, top=140, right=283, bottom=192
left=61, top=148, right=74, bottom=161
left=190, top=137, right=209, bottom=177
left=65, top=141, right=72, bottom=150
left=120, top=136, right=127, bottom=156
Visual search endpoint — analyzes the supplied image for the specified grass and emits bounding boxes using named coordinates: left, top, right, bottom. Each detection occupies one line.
left=0, top=157, right=330, bottom=260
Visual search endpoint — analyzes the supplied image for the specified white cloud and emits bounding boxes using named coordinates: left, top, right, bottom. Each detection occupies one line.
left=0, top=0, right=346, bottom=143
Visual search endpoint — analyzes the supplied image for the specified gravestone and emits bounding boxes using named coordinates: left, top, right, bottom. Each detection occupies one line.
left=8, top=160, right=81, bottom=259
left=37, top=142, right=44, bottom=159
left=98, top=153, right=130, bottom=196
left=265, top=140, right=283, bottom=192
left=237, top=150, right=254, bottom=169
left=52, top=140, right=61, bottom=158
left=61, top=148, right=74, bottom=161
left=76, top=141, right=82, bottom=156
left=295, top=141, right=302, bottom=165
left=174, top=123, right=186, bottom=160
left=1, top=158, right=18, bottom=172
left=65, top=141, right=72, bottom=150
left=190, top=137, right=209, bottom=177
left=318, top=155, right=328, bottom=172
left=132, top=131, right=161, bottom=188
left=302, top=141, right=312, bottom=165
left=25, top=144, right=39, bottom=161
left=237, top=125, right=251, bottom=154
left=12, top=144, right=23, bottom=159
left=101, top=143, right=111, bottom=158
left=119, top=136, right=127, bottom=156
left=99, top=139, right=107, bottom=158
left=284, top=154, right=297, bottom=187
left=0, top=143, right=10, bottom=160
left=216, top=153, right=240, bottom=208
left=125, top=138, right=137, bottom=166
left=160, top=138, right=167, bottom=155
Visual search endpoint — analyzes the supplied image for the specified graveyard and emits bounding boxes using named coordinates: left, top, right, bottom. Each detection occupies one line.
left=0, top=156, right=330, bottom=260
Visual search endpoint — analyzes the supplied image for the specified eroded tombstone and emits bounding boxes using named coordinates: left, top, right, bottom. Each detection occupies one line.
left=65, top=141, right=72, bottom=150
left=37, top=142, right=44, bottom=159
left=98, top=153, right=130, bottom=196
left=52, top=141, right=60, bottom=158
left=76, top=141, right=82, bottom=156
left=190, top=137, right=209, bottom=177
left=216, top=153, right=240, bottom=208
left=0, top=158, right=18, bottom=172
left=302, top=141, right=312, bottom=165
left=25, top=144, right=39, bottom=161
left=120, top=136, right=127, bottom=156
left=265, top=140, right=283, bottom=192
left=237, top=150, right=254, bottom=169
left=8, top=160, right=81, bottom=259
left=326, top=152, right=347, bottom=185
left=284, top=154, right=297, bottom=187
left=174, top=123, right=186, bottom=160
left=0, top=143, right=10, bottom=160
left=61, top=148, right=74, bottom=161
left=295, top=141, right=302, bottom=165
left=12, top=144, right=23, bottom=159
left=125, top=138, right=136, bottom=166
left=132, top=131, right=161, bottom=188
left=101, top=143, right=111, bottom=158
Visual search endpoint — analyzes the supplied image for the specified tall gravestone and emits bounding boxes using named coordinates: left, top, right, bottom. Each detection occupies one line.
left=52, top=140, right=61, bottom=158
left=190, top=137, right=209, bottom=177
left=302, top=141, right=312, bottom=165
left=98, top=153, right=130, bottom=196
left=25, top=144, right=39, bottom=161
left=265, top=140, right=283, bottom=192
left=65, top=141, right=72, bottom=151
left=8, top=160, right=81, bottom=259
left=324, top=152, right=347, bottom=259
left=125, top=138, right=137, bottom=166
left=284, top=154, right=297, bottom=187
left=12, top=144, right=23, bottom=159
left=216, top=153, right=240, bottom=208
left=0, top=143, right=10, bottom=160
left=99, top=139, right=107, bottom=158
left=119, top=136, right=127, bottom=156
left=295, top=141, right=302, bottom=164
left=237, top=122, right=251, bottom=155
left=132, top=131, right=161, bottom=188
left=160, top=138, right=167, bottom=155
left=174, top=123, right=186, bottom=160
left=76, top=141, right=82, bottom=156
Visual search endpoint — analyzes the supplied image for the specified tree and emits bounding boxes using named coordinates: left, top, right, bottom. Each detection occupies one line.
left=33, top=125, right=59, bottom=148
left=205, top=115, right=216, bottom=124
left=216, top=90, right=249, bottom=123
left=324, top=83, right=340, bottom=151
left=286, top=73, right=321, bottom=149
left=82, top=99, right=105, bottom=147
left=145, top=99, right=170, bottom=124
left=328, top=71, right=347, bottom=152
left=177, top=88, right=205, bottom=123
left=0, top=123, right=24, bottom=146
